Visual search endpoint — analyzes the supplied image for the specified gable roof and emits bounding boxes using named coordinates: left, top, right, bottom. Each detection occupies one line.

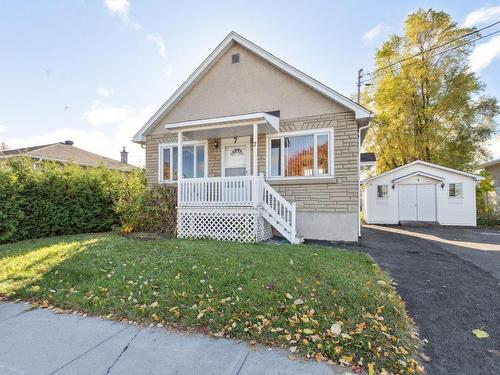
left=132, top=31, right=372, bottom=143
left=361, top=160, right=483, bottom=184
left=479, top=158, right=500, bottom=168
left=0, top=141, right=137, bottom=172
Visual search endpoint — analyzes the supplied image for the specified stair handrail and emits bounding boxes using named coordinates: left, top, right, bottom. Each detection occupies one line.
left=261, top=179, right=297, bottom=243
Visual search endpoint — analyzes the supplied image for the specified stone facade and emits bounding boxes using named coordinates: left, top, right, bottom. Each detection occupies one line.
left=145, top=112, right=358, bottom=214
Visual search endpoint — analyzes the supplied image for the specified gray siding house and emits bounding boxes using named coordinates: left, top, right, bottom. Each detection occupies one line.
left=133, top=32, right=372, bottom=243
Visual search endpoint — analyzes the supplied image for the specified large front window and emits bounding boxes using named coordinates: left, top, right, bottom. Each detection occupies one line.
left=159, top=143, right=206, bottom=182
left=268, top=130, right=332, bottom=178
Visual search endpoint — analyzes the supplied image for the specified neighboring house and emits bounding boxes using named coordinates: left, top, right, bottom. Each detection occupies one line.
left=360, top=152, right=376, bottom=180
left=0, top=140, right=137, bottom=172
left=361, top=160, right=483, bottom=226
left=132, top=32, right=372, bottom=243
left=480, top=158, right=500, bottom=211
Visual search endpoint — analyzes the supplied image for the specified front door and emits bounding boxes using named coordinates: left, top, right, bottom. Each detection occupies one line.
left=222, top=138, right=250, bottom=177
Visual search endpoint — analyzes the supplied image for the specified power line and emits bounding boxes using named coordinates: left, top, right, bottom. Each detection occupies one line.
left=359, top=20, right=500, bottom=84
left=360, top=27, right=500, bottom=85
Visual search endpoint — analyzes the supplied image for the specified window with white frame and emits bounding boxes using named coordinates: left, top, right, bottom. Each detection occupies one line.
left=448, top=183, right=462, bottom=198
left=268, top=130, right=333, bottom=178
left=377, top=185, right=388, bottom=198
left=159, top=143, right=206, bottom=182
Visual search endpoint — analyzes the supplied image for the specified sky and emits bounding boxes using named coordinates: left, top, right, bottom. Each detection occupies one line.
left=0, top=0, right=499, bottom=166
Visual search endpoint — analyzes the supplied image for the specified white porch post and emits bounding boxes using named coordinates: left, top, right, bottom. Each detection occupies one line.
left=252, top=123, right=259, bottom=207
left=253, top=123, right=258, bottom=176
left=177, top=131, right=183, bottom=180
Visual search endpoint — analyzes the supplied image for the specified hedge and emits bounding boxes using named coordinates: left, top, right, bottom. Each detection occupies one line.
left=0, top=158, right=147, bottom=243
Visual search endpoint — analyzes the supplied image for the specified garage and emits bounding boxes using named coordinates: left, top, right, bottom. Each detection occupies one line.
left=361, top=160, right=483, bottom=226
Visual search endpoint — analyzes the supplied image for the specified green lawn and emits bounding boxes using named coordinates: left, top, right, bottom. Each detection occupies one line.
left=0, top=233, right=421, bottom=374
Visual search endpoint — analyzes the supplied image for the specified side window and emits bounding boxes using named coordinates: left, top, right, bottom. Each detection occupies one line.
left=449, top=183, right=462, bottom=198
left=377, top=185, right=388, bottom=198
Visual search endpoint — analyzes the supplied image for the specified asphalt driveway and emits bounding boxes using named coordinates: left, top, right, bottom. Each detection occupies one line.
left=354, top=225, right=500, bottom=375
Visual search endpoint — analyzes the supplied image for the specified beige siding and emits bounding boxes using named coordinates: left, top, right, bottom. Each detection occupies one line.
left=269, top=113, right=358, bottom=213
left=145, top=113, right=358, bottom=213
left=150, top=43, right=345, bottom=135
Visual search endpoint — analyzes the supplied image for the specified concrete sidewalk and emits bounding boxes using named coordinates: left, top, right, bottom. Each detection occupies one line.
left=0, top=302, right=344, bottom=375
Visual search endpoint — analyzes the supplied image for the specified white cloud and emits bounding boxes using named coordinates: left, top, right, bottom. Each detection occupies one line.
left=147, top=34, right=167, bottom=59
left=96, top=87, right=113, bottom=99
left=469, top=35, right=500, bottom=72
left=104, top=0, right=130, bottom=22
left=82, top=103, right=155, bottom=165
left=0, top=125, right=6, bottom=133
left=464, top=6, right=500, bottom=27
left=363, top=23, right=387, bottom=42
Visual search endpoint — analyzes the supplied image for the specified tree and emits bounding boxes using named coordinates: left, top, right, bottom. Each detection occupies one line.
left=364, top=9, right=498, bottom=173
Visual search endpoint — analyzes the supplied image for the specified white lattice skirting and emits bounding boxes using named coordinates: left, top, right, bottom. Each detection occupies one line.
left=177, top=207, right=273, bottom=243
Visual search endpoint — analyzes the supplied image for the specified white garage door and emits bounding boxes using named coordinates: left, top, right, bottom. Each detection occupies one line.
left=398, top=184, right=437, bottom=222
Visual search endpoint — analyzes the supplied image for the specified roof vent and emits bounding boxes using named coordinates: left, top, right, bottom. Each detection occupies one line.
left=231, top=53, right=240, bottom=64
left=64, top=140, right=74, bottom=146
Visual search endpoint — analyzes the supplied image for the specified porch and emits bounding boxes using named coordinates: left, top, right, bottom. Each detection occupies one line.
left=167, top=112, right=301, bottom=244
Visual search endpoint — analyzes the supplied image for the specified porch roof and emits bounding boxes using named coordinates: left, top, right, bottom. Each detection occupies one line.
left=164, top=112, right=279, bottom=140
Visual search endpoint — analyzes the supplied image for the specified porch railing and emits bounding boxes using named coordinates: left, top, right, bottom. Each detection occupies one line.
left=178, top=175, right=262, bottom=207
left=177, top=175, right=299, bottom=243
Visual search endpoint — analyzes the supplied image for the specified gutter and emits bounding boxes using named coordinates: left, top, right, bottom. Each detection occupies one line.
left=358, top=119, right=371, bottom=238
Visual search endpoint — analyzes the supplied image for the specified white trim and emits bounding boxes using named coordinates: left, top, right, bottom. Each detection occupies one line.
left=158, top=140, right=208, bottom=183
left=221, top=136, right=251, bottom=177
left=132, top=31, right=372, bottom=143
left=265, top=128, right=334, bottom=180
left=164, top=112, right=279, bottom=132
left=361, top=160, right=483, bottom=184
left=479, top=158, right=500, bottom=168
left=392, top=171, right=445, bottom=183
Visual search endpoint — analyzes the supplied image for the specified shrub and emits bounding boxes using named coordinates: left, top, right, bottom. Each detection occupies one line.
left=0, top=158, right=145, bottom=243
left=116, top=183, right=177, bottom=237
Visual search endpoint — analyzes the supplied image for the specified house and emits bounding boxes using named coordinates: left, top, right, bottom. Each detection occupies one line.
left=0, top=140, right=137, bottom=172
left=361, top=160, right=483, bottom=226
left=132, top=32, right=372, bottom=243
left=360, top=152, right=376, bottom=180
left=480, top=158, right=500, bottom=211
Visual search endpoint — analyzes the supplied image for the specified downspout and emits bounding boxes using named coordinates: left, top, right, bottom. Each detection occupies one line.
left=358, top=118, right=371, bottom=238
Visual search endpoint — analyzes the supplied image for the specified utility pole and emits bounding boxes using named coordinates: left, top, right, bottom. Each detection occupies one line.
left=357, top=69, right=363, bottom=103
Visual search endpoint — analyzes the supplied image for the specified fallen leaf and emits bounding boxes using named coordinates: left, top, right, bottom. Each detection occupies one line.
left=472, top=329, right=489, bottom=338
left=368, top=362, right=375, bottom=375
left=289, top=259, right=294, bottom=265
left=303, top=328, right=314, bottom=335
left=289, top=346, right=297, bottom=353
left=151, top=313, right=160, bottom=321
left=150, top=301, right=159, bottom=308
left=285, top=293, right=293, bottom=300
left=330, top=321, right=342, bottom=336
left=294, top=298, right=304, bottom=305
left=197, top=312, right=205, bottom=319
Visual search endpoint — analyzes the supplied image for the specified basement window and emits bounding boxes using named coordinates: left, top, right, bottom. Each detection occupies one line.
left=231, top=53, right=240, bottom=64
